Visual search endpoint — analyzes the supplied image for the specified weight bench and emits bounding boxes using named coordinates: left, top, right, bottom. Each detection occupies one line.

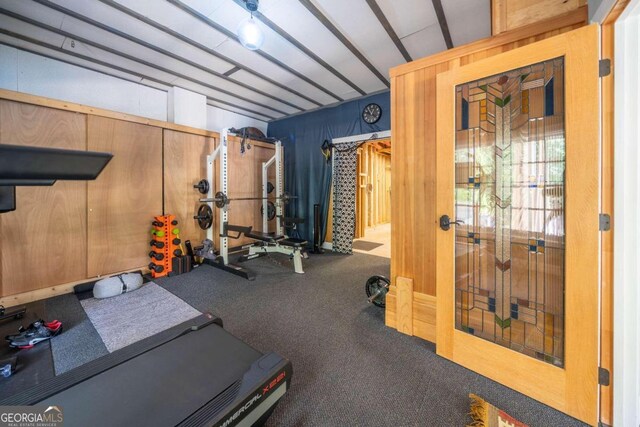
left=234, top=224, right=308, bottom=274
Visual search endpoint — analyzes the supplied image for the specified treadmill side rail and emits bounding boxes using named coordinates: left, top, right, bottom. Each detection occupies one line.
left=181, top=352, right=293, bottom=427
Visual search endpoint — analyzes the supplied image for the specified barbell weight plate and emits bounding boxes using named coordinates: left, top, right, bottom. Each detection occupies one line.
left=194, top=179, right=210, bottom=195
left=214, top=191, right=228, bottom=209
left=267, top=182, right=274, bottom=194
left=195, top=204, right=213, bottom=230
left=260, top=201, right=276, bottom=221
left=365, top=275, right=390, bottom=308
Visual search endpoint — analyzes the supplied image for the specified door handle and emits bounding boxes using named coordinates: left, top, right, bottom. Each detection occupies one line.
left=439, top=215, right=464, bottom=231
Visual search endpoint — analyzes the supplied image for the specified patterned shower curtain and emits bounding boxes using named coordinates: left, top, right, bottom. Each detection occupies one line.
left=331, top=142, right=360, bottom=254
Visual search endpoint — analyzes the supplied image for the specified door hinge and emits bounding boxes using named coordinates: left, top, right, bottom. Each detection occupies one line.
left=599, top=367, right=610, bottom=386
left=599, top=59, right=611, bottom=77
left=599, top=213, right=611, bottom=231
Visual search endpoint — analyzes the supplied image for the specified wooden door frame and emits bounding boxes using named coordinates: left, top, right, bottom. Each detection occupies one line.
left=435, top=25, right=600, bottom=424
left=613, top=1, right=640, bottom=424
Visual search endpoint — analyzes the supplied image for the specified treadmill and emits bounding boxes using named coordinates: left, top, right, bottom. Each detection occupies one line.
left=0, top=144, right=292, bottom=426
left=1, top=314, right=292, bottom=427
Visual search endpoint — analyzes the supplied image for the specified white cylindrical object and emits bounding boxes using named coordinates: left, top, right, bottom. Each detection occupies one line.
left=93, top=273, right=144, bottom=299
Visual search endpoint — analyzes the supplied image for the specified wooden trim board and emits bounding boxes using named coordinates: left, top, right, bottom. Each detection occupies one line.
left=386, top=289, right=436, bottom=342
left=598, top=1, right=631, bottom=424
left=491, top=0, right=587, bottom=35
left=0, top=89, right=220, bottom=139
left=0, top=266, right=148, bottom=308
left=395, top=277, right=414, bottom=335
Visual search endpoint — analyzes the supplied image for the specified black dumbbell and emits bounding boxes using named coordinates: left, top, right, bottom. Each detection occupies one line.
left=171, top=220, right=178, bottom=226
left=149, top=251, right=164, bottom=261
left=148, top=263, right=164, bottom=273
left=150, top=240, right=165, bottom=249
left=152, top=220, right=164, bottom=227
left=173, top=249, right=183, bottom=257
left=173, top=238, right=181, bottom=245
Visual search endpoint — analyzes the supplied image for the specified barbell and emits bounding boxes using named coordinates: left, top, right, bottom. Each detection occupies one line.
left=194, top=192, right=295, bottom=230
left=200, top=191, right=297, bottom=208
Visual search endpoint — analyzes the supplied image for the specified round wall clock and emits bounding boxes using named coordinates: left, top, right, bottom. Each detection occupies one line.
left=362, top=103, right=382, bottom=124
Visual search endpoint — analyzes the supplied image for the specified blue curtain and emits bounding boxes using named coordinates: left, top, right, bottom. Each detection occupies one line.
left=267, top=91, right=390, bottom=244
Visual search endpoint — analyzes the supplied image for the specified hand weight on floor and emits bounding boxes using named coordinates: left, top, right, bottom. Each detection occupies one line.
left=365, top=275, right=390, bottom=308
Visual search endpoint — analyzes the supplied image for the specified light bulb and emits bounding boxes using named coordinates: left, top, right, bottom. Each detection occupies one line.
left=237, top=17, right=264, bottom=51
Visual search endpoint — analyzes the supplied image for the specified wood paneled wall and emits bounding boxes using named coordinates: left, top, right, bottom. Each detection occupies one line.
left=0, top=91, right=274, bottom=303
left=87, top=116, right=163, bottom=277
left=492, top=0, right=587, bottom=34
left=387, top=9, right=587, bottom=327
left=0, top=101, right=87, bottom=296
left=163, top=130, right=216, bottom=245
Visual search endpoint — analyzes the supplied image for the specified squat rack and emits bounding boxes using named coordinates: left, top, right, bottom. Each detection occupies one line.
left=199, top=128, right=284, bottom=277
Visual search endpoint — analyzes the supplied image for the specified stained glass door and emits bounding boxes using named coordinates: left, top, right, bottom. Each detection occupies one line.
left=435, top=25, right=599, bottom=424
left=454, top=57, right=566, bottom=367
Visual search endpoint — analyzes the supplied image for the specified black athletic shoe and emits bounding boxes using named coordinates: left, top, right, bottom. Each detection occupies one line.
left=6, top=320, right=62, bottom=349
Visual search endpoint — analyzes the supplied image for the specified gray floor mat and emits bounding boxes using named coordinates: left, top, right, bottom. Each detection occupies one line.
left=80, top=282, right=200, bottom=352
left=352, top=240, right=384, bottom=251
left=46, top=293, right=108, bottom=375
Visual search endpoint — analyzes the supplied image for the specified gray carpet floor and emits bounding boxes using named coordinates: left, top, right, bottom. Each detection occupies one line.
left=150, top=252, right=587, bottom=427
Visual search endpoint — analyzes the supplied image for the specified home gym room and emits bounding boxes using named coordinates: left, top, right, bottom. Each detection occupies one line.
left=0, top=1, right=638, bottom=426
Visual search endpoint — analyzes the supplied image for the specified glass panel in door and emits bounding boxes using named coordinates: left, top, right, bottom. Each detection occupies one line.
left=454, top=58, right=565, bottom=367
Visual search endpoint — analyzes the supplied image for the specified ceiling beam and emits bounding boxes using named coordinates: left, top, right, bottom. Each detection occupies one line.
left=0, top=36, right=274, bottom=121
left=0, top=10, right=284, bottom=118
left=296, top=0, right=389, bottom=87
left=431, top=0, right=454, bottom=49
left=225, top=0, right=367, bottom=96
left=223, top=66, right=241, bottom=77
left=365, top=0, right=412, bottom=63
left=34, top=0, right=306, bottom=113
left=96, top=0, right=323, bottom=108
left=164, top=0, right=344, bottom=102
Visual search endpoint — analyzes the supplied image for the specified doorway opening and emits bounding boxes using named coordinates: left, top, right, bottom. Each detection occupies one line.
left=353, top=138, right=391, bottom=258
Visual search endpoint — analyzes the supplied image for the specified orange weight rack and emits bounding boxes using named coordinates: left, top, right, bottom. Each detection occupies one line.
left=148, top=214, right=181, bottom=278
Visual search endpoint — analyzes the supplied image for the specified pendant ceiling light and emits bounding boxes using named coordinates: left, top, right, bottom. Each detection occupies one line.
left=237, top=0, right=264, bottom=51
